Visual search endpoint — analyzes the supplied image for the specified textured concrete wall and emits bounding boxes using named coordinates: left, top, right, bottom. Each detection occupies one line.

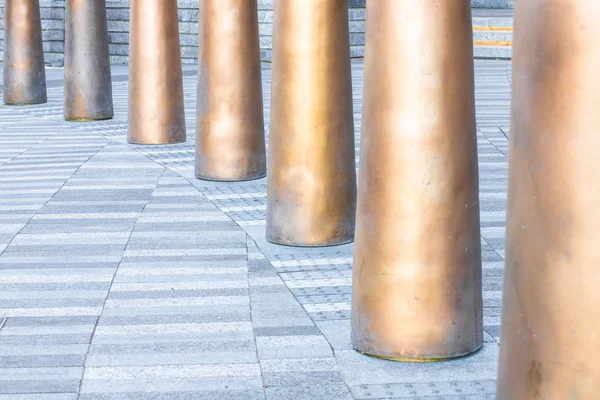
left=0, top=0, right=513, bottom=66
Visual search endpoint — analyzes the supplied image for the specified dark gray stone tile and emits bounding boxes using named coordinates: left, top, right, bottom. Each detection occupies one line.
left=0, top=380, right=81, bottom=394
left=0, top=334, right=92, bottom=346
left=253, top=326, right=321, bottom=337
left=0, top=355, right=86, bottom=368
left=3, top=316, right=98, bottom=327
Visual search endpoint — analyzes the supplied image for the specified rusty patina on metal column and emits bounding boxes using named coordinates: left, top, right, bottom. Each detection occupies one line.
left=266, top=0, right=356, bottom=247
left=195, top=0, right=266, bottom=181
left=64, top=0, right=113, bottom=121
left=128, top=0, right=186, bottom=144
left=497, top=0, right=600, bottom=397
left=3, top=0, right=47, bottom=105
left=351, top=0, right=483, bottom=361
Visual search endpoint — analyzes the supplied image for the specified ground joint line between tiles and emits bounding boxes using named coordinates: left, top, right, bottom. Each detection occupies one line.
left=76, top=223, right=136, bottom=398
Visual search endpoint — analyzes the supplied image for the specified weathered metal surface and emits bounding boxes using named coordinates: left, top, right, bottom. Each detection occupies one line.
left=3, top=0, right=47, bottom=105
left=128, top=0, right=186, bottom=144
left=266, top=0, right=357, bottom=247
left=195, top=0, right=266, bottom=182
left=497, top=0, right=600, bottom=397
left=64, top=0, right=113, bottom=121
left=351, top=0, right=483, bottom=361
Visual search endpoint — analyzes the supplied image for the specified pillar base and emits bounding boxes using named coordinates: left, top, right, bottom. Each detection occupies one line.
left=195, top=172, right=266, bottom=183
left=265, top=237, right=354, bottom=248
left=65, top=117, right=113, bottom=123
left=355, top=344, right=483, bottom=363
left=4, top=101, right=47, bottom=106
left=128, top=139, right=187, bottom=146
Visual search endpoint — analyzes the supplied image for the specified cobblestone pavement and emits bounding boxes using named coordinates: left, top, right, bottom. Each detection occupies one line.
left=0, top=60, right=511, bottom=399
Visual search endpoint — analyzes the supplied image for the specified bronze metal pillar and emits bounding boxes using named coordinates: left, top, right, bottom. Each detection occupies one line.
left=351, top=0, right=483, bottom=361
left=127, top=0, right=186, bottom=144
left=497, top=0, right=600, bottom=397
left=2, top=0, right=47, bottom=105
left=64, top=0, right=113, bottom=121
left=266, top=0, right=356, bottom=247
left=195, top=0, right=266, bottom=181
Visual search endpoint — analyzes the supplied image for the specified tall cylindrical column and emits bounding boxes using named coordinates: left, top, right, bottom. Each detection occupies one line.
left=351, top=0, right=483, bottom=361
left=195, top=0, right=266, bottom=181
left=2, top=0, right=47, bottom=105
left=128, top=0, right=186, bottom=144
left=266, top=0, right=356, bottom=247
left=497, top=0, right=600, bottom=397
left=64, top=0, right=113, bottom=121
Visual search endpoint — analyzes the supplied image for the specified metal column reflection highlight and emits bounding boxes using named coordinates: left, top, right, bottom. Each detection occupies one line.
left=195, top=0, right=266, bottom=181
left=497, top=0, right=600, bottom=397
left=128, top=0, right=186, bottom=144
left=266, top=0, right=356, bottom=247
left=3, top=0, right=47, bottom=105
left=351, top=0, right=483, bottom=361
left=64, top=0, right=113, bottom=121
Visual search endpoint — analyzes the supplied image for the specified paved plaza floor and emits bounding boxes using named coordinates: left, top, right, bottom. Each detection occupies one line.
left=0, top=60, right=511, bottom=399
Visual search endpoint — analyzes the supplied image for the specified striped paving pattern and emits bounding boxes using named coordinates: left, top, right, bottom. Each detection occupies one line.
left=0, top=60, right=511, bottom=399
left=80, top=173, right=266, bottom=398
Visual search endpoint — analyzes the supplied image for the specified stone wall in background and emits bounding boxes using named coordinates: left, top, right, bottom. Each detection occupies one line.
left=0, top=0, right=513, bottom=66
left=473, top=0, right=514, bottom=7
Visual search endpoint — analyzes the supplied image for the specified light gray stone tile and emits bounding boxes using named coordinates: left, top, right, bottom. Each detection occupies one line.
left=256, top=335, right=333, bottom=360
left=79, top=377, right=264, bottom=394
left=265, top=384, right=352, bottom=400
left=260, top=358, right=338, bottom=373
left=85, top=351, right=258, bottom=366
left=315, top=319, right=353, bottom=351
left=2, top=316, right=98, bottom=327
left=89, top=331, right=256, bottom=346
left=262, top=371, right=347, bottom=387
left=78, top=391, right=264, bottom=400
left=83, top=363, right=262, bottom=380
left=0, top=395, right=77, bottom=400
left=335, top=345, right=499, bottom=386
left=99, top=304, right=251, bottom=317
left=0, top=366, right=83, bottom=381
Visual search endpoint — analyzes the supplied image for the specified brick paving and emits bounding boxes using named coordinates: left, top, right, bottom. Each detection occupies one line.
left=0, top=60, right=511, bottom=399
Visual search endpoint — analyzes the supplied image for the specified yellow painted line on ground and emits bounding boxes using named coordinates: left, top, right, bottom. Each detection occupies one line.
left=473, top=26, right=514, bottom=31
left=473, top=40, right=513, bottom=47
